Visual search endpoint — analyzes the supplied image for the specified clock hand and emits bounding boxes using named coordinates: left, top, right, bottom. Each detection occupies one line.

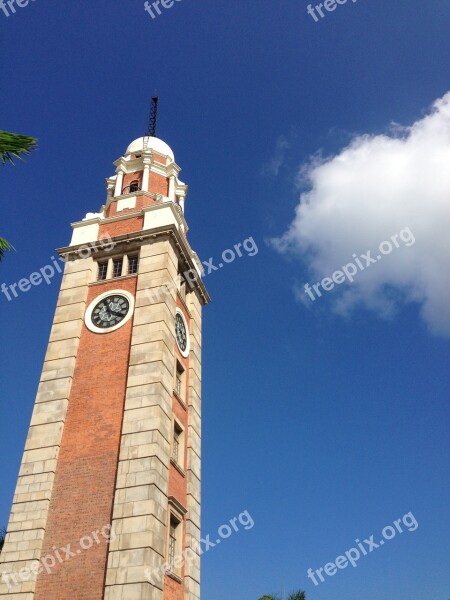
left=108, top=301, right=123, bottom=314
left=100, top=307, right=114, bottom=321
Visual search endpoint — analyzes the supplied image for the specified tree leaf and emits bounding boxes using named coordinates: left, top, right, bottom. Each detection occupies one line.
left=0, top=131, right=38, bottom=165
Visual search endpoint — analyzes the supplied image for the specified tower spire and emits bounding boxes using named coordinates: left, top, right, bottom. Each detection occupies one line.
left=146, top=96, right=159, bottom=137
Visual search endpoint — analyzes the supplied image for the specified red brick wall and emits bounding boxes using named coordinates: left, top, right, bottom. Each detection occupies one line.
left=106, top=195, right=158, bottom=219
left=149, top=171, right=169, bottom=196
left=153, top=153, right=167, bottom=165
left=165, top=298, right=191, bottom=600
left=122, top=171, right=143, bottom=191
left=164, top=573, right=183, bottom=600
left=34, top=277, right=137, bottom=600
left=98, top=217, right=143, bottom=239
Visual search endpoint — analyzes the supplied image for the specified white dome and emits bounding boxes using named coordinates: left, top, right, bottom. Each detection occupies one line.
left=126, top=136, right=174, bottom=161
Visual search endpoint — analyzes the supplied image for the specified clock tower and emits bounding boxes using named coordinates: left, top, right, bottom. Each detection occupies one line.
left=0, top=134, right=209, bottom=600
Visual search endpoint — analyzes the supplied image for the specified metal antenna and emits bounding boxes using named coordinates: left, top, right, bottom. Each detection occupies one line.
left=147, top=96, right=159, bottom=137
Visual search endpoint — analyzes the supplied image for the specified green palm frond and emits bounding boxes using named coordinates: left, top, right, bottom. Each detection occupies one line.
left=258, top=591, right=306, bottom=600
left=0, top=130, right=38, bottom=165
left=287, top=592, right=306, bottom=600
left=0, top=237, right=14, bottom=261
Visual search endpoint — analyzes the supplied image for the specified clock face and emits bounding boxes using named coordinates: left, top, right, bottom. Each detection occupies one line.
left=175, top=312, right=188, bottom=354
left=91, top=294, right=130, bottom=329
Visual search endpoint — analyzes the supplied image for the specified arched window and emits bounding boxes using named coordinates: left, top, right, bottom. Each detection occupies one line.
left=129, top=180, right=139, bottom=193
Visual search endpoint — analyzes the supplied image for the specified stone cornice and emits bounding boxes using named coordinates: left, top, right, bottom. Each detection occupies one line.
left=141, top=202, right=189, bottom=232
left=57, top=224, right=211, bottom=305
left=167, top=163, right=181, bottom=177
left=168, top=496, right=188, bottom=516
left=111, top=156, right=182, bottom=178
left=103, top=190, right=161, bottom=214
left=71, top=198, right=189, bottom=233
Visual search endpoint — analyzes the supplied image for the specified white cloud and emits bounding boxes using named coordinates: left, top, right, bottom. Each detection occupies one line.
left=273, top=92, right=450, bottom=337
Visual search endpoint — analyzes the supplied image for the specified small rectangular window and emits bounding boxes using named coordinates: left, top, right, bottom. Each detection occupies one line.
left=172, top=423, right=182, bottom=464
left=128, top=255, right=139, bottom=275
left=175, top=362, right=184, bottom=398
left=169, top=516, right=179, bottom=572
left=98, top=262, right=108, bottom=281
left=171, top=420, right=185, bottom=470
left=174, top=361, right=187, bottom=405
left=113, top=258, right=123, bottom=278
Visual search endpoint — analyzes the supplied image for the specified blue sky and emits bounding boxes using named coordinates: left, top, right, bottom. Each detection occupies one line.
left=1, top=0, right=449, bottom=599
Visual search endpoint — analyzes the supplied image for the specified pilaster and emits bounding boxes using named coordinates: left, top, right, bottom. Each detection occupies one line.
left=0, top=257, right=95, bottom=598
left=184, top=290, right=203, bottom=600
left=104, top=239, right=179, bottom=600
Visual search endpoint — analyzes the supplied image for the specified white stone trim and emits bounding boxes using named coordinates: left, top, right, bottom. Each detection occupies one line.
left=143, top=204, right=179, bottom=232
left=169, top=175, right=175, bottom=202
left=117, top=196, right=137, bottom=211
left=70, top=221, right=100, bottom=246
left=142, top=160, right=151, bottom=192
left=114, top=170, right=125, bottom=197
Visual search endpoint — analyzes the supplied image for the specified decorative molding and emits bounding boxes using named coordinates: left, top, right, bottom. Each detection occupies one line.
left=170, top=458, right=186, bottom=477
left=57, top=225, right=211, bottom=305
left=168, top=496, right=188, bottom=516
